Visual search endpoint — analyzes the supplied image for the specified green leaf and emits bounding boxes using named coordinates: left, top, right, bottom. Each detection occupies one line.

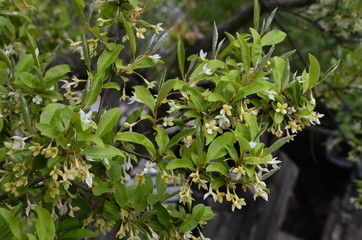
left=73, top=0, right=86, bottom=25
left=36, top=123, right=67, bottom=148
left=156, top=79, right=176, bottom=106
left=35, top=206, right=55, bottom=240
left=93, top=181, right=113, bottom=196
left=77, top=133, right=104, bottom=147
left=121, top=14, right=136, bottom=57
left=133, top=175, right=153, bottom=213
left=20, top=94, right=34, bottom=134
left=166, top=128, right=196, bottom=149
left=63, top=229, right=98, bottom=238
left=179, top=204, right=206, bottom=233
left=189, top=89, right=208, bottom=113
left=272, top=56, right=286, bottom=91
left=235, top=132, right=251, bottom=152
left=134, top=86, right=155, bottom=112
left=44, top=64, right=70, bottom=87
left=15, top=54, right=34, bottom=72
left=234, top=80, right=273, bottom=101
left=261, top=30, right=287, bottom=46
left=236, top=34, right=250, bottom=74
left=265, top=135, right=295, bottom=155
left=131, top=58, right=157, bottom=70
left=320, top=60, right=340, bottom=83
left=250, top=28, right=262, bottom=65
left=81, top=145, right=124, bottom=159
left=114, top=181, right=129, bottom=209
left=166, top=158, right=195, bottom=170
left=151, top=29, right=172, bottom=54
left=154, top=127, right=169, bottom=153
left=84, top=71, right=106, bottom=107
left=154, top=202, right=171, bottom=227
left=0, top=207, right=21, bottom=240
left=243, top=113, right=259, bottom=140
left=97, top=43, right=123, bottom=73
left=115, top=132, right=156, bottom=156
left=40, top=103, right=65, bottom=125
left=206, top=132, right=235, bottom=162
left=253, top=0, right=260, bottom=31
left=206, top=162, right=229, bottom=177
left=103, top=82, right=121, bottom=90
left=128, top=0, right=139, bottom=8
left=212, top=22, right=218, bottom=56
left=263, top=8, right=278, bottom=32
left=82, top=33, right=91, bottom=71
left=207, top=92, right=226, bottom=102
left=26, top=233, right=37, bottom=240
left=96, top=108, right=121, bottom=137
left=308, top=54, right=320, bottom=89
left=156, top=173, right=167, bottom=195
left=121, top=106, right=145, bottom=131
left=177, top=34, right=185, bottom=76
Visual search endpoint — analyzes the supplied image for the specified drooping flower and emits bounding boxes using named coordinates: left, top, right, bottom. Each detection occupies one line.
left=148, top=54, right=161, bottom=63
left=10, top=136, right=28, bottom=150
left=128, top=92, right=138, bottom=104
left=265, top=90, right=277, bottom=101
left=152, top=23, right=164, bottom=34
left=231, top=166, right=246, bottom=180
left=202, top=64, right=212, bottom=75
left=203, top=185, right=216, bottom=200
left=199, top=49, right=207, bottom=60
left=267, top=157, right=281, bottom=169
left=28, top=143, right=42, bottom=156
left=124, top=121, right=137, bottom=132
left=167, top=100, right=181, bottom=113
left=50, top=166, right=63, bottom=181
left=231, top=196, right=246, bottom=212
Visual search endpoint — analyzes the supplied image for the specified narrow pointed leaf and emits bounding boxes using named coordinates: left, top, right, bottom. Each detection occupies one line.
left=96, top=108, right=121, bottom=137
left=177, top=35, right=185, bottom=76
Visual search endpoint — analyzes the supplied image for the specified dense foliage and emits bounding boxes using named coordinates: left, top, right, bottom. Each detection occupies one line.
left=0, top=0, right=341, bottom=239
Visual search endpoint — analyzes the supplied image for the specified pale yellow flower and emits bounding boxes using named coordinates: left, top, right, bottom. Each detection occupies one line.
left=50, top=166, right=63, bottom=181
left=4, top=182, right=19, bottom=196
left=28, top=143, right=42, bottom=156
left=136, top=27, right=147, bottom=39
left=152, top=23, right=164, bottom=33
left=275, top=102, right=288, bottom=115
left=220, top=104, right=233, bottom=116
left=231, top=166, right=245, bottom=180
left=163, top=116, right=174, bottom=127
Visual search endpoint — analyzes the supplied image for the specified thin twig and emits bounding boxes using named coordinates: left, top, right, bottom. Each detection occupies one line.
left=118, top=146, right=152, bottom=160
